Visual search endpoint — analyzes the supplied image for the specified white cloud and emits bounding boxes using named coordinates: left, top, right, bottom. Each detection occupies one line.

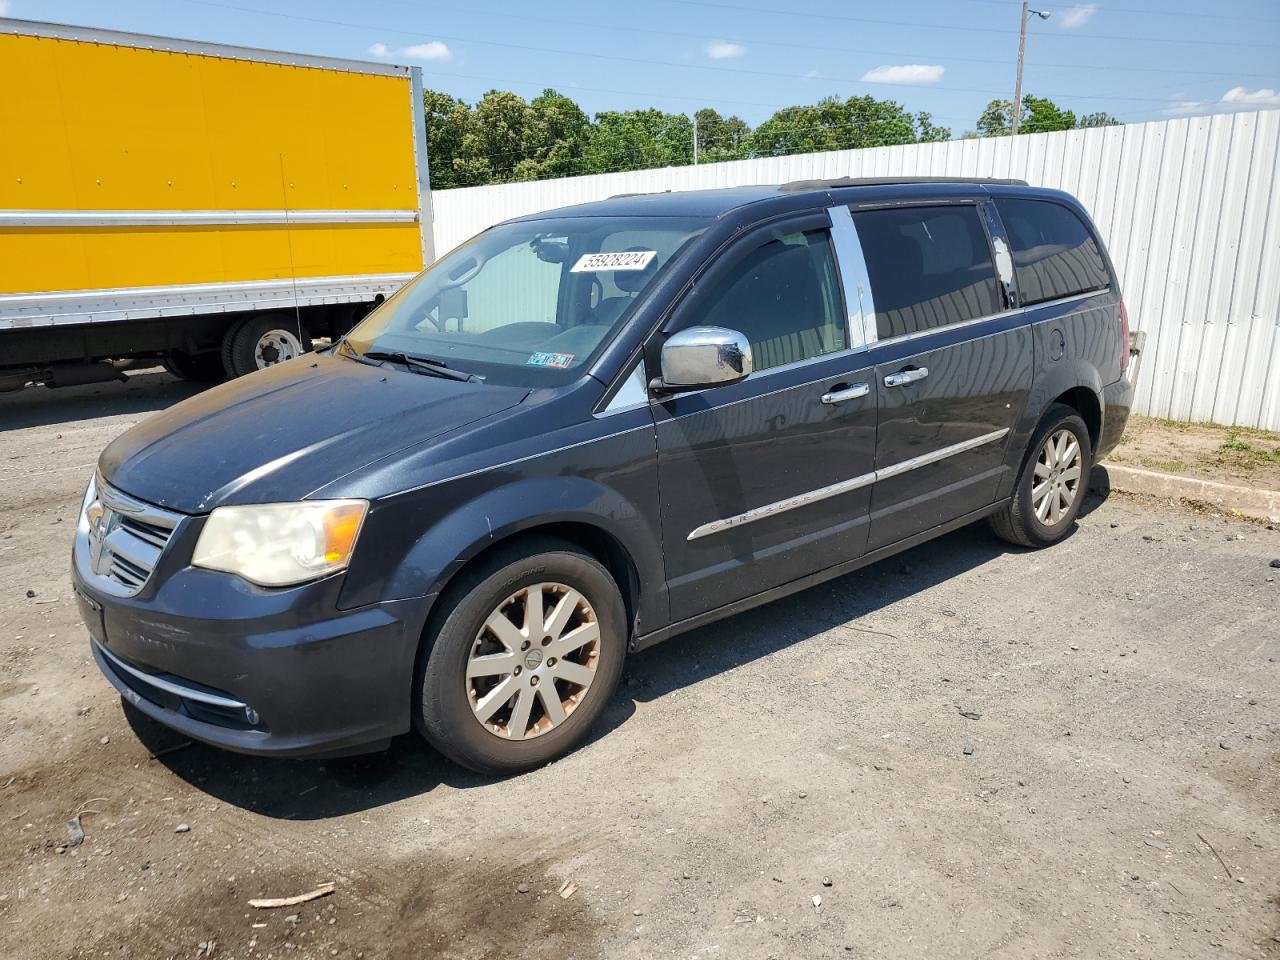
left=367, top=40, right=453, bottom=62
left=402, top=41, right=452, bottom=62
left=1059, top=4, right=1097, bottom=29
left=861, top=64, right=945, bottom=85
left=802, top=69, right=820, bottom=80
left=1164, top=86, right=1280, bottom=116
left=0, top=1, right=9, bottom=14
left=1221, top=86, right=1280, bottom=106
left=1163, top=99, right=1206, bottom=116
left=706, top=40, right=746, bottom=60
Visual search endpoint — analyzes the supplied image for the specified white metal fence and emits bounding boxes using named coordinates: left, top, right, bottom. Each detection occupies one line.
left=431, top=110, right=1280, bottom=431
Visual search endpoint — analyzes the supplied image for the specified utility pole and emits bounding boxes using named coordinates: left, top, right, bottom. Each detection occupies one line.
left=1012, top=2, right=1051, bottom=136
left=693, top=113, right=699, bottom=165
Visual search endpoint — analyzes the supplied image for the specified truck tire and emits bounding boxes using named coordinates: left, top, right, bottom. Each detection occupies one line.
left=225, top=313, right=312, bottom=378
left=162, top=350, right=226, bottom=383
left=415, top=537, right=627, bottom=775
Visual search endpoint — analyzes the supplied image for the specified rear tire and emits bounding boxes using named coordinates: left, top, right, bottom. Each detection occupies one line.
left=415, top=538, right=627, bottom=776
left=225, top=313, right=311, bottom=378
left=162, top=350, right=226, bottom=382
left=990, top=403, right=1092, bottom=548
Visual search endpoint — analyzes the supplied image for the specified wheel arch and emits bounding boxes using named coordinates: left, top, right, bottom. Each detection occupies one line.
left=1049, top=385, right=1102, bottom=456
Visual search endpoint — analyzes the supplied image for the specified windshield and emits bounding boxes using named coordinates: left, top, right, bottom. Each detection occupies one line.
left=344, top=215, right=709, bottom=386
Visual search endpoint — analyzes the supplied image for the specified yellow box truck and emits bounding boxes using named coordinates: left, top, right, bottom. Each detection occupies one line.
left=0, top=18, right=433, bottom=388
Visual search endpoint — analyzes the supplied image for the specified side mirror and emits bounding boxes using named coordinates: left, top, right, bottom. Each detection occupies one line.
left=654, top=326, right=753, bottom=394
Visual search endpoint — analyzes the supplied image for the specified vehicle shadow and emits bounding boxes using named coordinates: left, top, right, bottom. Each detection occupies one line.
left=130, top=488, right=1113, bottom=818
left=0, top=368, right=205, bottom=431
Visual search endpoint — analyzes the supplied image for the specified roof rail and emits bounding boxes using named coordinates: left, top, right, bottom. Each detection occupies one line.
left=778, top=175, right=1029, bottom=192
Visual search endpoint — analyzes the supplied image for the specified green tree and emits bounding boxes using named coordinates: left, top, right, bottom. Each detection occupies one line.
left=459, top=90, right=532, bottom=184
left=748, top=95, right=930, bottom=157
left=422, top=89, right=475, bottom=189
left=1078, top=111, right=1120, bottom=128
left=914, top=111, right=952, bottom=143
left=973, top=95, right=1087, bottom=137
left=585, top=109, right=694, bottom=172
left=514, top=89, right=592, bottom=181
left=694, top=107, right=751, bottom=162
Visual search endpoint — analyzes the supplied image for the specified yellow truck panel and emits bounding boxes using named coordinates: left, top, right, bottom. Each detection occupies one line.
left=0, top=18, right=434, bottom=384
left=0, top=27, right=428, bottom=294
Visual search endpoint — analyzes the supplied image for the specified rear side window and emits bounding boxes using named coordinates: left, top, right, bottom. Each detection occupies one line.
left=690, top=229, right=848, bottom=371
left=850, top=206, right=1003, bottom=339
left=994, top=198, right=1111, bottom=306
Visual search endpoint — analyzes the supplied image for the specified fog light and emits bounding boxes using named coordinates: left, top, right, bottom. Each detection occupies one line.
left=244, top=706, right=260, bottom=725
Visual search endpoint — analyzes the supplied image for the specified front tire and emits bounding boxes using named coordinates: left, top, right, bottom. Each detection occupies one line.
left=416, top=539, right=627, bottom=775
left=990, top=403, right=1092, bottom=548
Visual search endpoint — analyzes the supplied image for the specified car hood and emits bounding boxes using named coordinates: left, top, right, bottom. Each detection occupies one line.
left=99, top=355, right=528, bottom=513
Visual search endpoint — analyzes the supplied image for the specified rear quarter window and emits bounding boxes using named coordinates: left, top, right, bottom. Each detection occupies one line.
left=994, top=198, right=1111, bottom=306
left=850, top=205, right=1004, bottom=340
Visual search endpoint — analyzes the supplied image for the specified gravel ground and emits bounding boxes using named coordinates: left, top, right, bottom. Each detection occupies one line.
left=1, top=372, right=1278, bottom=960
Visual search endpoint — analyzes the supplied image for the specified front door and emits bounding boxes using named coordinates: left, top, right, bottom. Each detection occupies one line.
left=847, top=201, right=1034, bottom=550
left=651, top=214, right=879, bottom=622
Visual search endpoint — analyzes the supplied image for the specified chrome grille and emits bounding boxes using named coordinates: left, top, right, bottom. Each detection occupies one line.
left=79, top=476, right=181, bottom=597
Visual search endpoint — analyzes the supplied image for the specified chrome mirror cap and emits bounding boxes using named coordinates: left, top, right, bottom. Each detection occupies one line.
left=657, top=326, right=753, bottom=392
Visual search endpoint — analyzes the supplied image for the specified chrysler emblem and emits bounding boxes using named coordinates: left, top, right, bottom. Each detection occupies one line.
left=86, top=502, right=119, bottom=576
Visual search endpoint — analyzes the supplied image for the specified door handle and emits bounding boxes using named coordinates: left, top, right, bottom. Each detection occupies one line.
left=884, top=367, right=929, bottom=388
left=820, top=382, right=870, bottom=405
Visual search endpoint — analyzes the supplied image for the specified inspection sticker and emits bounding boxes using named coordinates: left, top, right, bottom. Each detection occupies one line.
left=527, top=351, right=575, bottom=369
left=570, top=250, right=657, bottom=272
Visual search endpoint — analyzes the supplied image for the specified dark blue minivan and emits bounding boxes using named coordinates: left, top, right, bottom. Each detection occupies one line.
left=73, top=178, right=1136, bottom=773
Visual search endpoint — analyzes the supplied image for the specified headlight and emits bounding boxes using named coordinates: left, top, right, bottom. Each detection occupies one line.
left=192, top=500, right=367, bottom=587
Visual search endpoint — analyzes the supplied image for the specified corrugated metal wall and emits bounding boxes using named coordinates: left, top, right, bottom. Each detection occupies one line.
left=432, top=110, right=1280, bottom=430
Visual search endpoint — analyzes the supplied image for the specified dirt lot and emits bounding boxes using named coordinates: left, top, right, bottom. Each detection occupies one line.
left=1110, top=415, right=1280, bottom=491
left=1, top=372, right=1278, bottom=960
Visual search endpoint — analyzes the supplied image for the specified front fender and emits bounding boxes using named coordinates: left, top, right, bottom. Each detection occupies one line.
left=337, top=418, right=666, bottom=634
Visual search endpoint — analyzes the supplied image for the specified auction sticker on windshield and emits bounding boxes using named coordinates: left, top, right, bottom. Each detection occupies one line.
left=527, top=351, right=575, bottom=369
left=570, top=250, right=657, bottom=272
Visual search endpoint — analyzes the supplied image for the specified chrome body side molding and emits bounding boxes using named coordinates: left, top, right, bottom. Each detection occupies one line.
left=687, top=428, right=1010, bottom=540
left=95, top=641, right=248, bottom=711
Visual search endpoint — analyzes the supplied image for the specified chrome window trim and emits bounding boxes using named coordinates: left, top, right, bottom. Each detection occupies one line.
left=826, top=206, right=877, bottom=351
left=687, top=427, right=1010, bottom=540
left=0, top=210, right=418, bottom=227
left=869, top=289, right=1108, bottom=350
left=94, top=640, right=249, bottom=711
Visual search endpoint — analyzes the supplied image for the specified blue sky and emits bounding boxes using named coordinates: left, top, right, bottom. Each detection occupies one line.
left=8, top=0, right=1280, bottom=134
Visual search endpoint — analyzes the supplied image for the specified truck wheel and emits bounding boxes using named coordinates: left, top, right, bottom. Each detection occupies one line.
left=162, top=350, right=227, bottom=382
left=990, top=403, right=1093, bottom=548
left=225, top=314, right=311, bottom=377
left=416, top=538, right=627, bottom=775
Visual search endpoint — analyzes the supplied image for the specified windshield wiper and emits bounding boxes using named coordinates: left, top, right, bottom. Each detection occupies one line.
left=361, top=349, right=480, bottom=382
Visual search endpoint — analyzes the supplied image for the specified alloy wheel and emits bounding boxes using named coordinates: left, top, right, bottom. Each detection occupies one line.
left=1032, top=428, right=1083, bottom=526
left=466, top=583, right=601, bottom=741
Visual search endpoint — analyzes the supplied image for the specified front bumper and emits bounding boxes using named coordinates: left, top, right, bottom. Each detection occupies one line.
left=74, top=561, right=427, bottom=757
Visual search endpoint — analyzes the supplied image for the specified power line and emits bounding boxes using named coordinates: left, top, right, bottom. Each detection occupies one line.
left=648, top=0, right=1280, bottom=48
left=175, top=0, right=1249, bottom=106
left=415, top=65, right=976, bottom=125
left=392, top=0, right=1280, bottom=80
left=953, top=0, right=1280, bottom=25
